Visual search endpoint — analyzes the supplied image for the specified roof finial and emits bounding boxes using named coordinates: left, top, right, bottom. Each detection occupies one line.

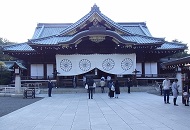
left=91, top=4, right=100, bottom=12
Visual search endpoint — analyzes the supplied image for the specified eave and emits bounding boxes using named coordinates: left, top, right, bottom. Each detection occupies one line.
left=162, top=56, right=190, bottom=67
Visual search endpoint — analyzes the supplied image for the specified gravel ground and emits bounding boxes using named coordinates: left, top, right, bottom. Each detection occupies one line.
left=0, top=97, right=43, bottom=117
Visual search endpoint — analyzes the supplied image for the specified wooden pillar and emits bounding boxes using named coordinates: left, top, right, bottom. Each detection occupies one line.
left=27, top=63, right=31, bottom=80
left=44, top=63, right=47, bottom=79
left=142, top=62, right=145, bottom=77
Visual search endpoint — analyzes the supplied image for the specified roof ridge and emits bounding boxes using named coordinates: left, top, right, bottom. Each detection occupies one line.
left=139, top=24, right=149, bottom=36
left=59, top=10, right=93, bottom=35
left=37, top=23, right=72, bottom=27
left=2, top=42, right=27, bottom=48
left=133, top=34, right=165, bottom=41
left=29, top=35, right=57, bottom=42
left=165, top=41, right=187, bottom=45
left=99, top=13, right=133, bottom=35
left=36, top=25, right=45, bottom=38
left=118, top=22, right=146, bottom=25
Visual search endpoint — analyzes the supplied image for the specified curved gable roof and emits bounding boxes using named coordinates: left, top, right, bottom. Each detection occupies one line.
left=29, top=29, right=164, bottom=45
left=59, top=4, right=133, bottom=36
left=31, top=5, right=154, bottom=39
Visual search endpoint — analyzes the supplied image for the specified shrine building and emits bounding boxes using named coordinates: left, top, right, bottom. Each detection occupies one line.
left=3, top=4, right=187, bottom=87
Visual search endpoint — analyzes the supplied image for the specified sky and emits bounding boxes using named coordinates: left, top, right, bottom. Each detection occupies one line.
left=0, top=0, right=189, bottom=49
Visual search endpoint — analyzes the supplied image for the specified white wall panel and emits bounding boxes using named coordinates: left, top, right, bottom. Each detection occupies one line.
left=47, top=64, right=53, bottom=78
left=145, top=62, right=157, bottom=75
left=31, top=64, right=44, bottom=78
left=136, top=63, right=142, bottom=74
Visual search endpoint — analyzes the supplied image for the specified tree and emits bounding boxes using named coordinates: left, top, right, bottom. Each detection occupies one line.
left=172, top=39, right=183, bottom=43
left=0, top=37, right=16, bottom=61
left=170, top=51, right=189, bottom=58
left=0, top=61, right=11, bottom=85
left=168, top=39, right=189, bottom=58
left=0, top=61, right=7, bottom=70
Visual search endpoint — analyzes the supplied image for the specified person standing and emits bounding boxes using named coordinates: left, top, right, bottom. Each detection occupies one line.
left=83, top=76, right=86, bottom=87
left=126, top=78, right=132, bottom=93
left=48, top=80, right=53, bottom=97
left=183, top=84, right=189, bottom=106
left=73, top=76, right=77, bottom=88
left=100, top=78, right=106, bottom=93
left=86, top=77, right=94, bottom=99
left=162, top=76, right=171, bottom=104
left=172, top=79, right=179, bottom=106
left=115, top=80, right=120, bottom=98
left=101, top=76, right=105, bottom=81
left=108, top=80, right=114, bottom=98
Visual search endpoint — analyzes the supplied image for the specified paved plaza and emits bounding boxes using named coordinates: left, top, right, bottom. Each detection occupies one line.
left=0, top=92, right=190, bottom=130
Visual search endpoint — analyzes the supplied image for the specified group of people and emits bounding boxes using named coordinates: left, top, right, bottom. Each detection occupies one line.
left=85, top=76, right=133, bottom=99
left=162, top=76, right=189, bottom=106
left=48, top=76, right=133, bottom=99
left=106, top=79, right=120, bottom=98
left=48, top=76, right=190, bottom=107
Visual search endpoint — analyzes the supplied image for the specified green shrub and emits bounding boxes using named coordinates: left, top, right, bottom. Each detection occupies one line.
left=0, top=71, right=11, bottom=85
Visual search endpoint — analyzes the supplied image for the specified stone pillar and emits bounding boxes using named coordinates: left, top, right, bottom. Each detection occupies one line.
left=15, top=75, right=21, bottom=94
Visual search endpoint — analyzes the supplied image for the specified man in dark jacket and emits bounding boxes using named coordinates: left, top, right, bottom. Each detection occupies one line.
left=48, top=80, right=53, bottom=97
left=86, top=77, right=94, bottom=99
left=126, top=78, right=132, bottom=93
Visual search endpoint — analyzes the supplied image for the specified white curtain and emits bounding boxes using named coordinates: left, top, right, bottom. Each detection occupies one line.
left=145, top=62, right=157, bottom=75
left=136, top=63, right=142, bottom=77
left=30, top=64, right=44, bottom=78
left=136, top=63, right=142, bottom=74
left=56, top=54, right=136, bottom=76
left=47, top=64, right=53, bottom=78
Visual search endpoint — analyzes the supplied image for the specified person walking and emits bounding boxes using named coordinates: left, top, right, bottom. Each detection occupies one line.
left=172, top=79, right=179, bottom=106
left=162, top=76, right=171, bottom=104
left=126, top=78, right=132, bottom=93
left=48, top=80, right=53, bottom=97
left=115, top=80, right=120, bottom=98
left=86, top=77, right=94, bottom=99
left=100, top=78, right=106, bottom=93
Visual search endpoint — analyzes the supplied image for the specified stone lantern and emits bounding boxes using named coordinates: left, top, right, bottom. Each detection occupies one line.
left=14, top=64, right=21, bottom=94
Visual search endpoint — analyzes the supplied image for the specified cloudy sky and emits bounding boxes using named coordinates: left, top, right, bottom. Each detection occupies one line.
left=0, top=0, right=189, bottom=49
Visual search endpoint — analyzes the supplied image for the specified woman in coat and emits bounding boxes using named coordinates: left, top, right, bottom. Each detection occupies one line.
left=183, top=84, right=189, bottom=106
left=172, top=79, right=179, bottom=106
left=100, top=78, right=106, bottom=93
left=108, top=80, right=114, bottom=98
left=115, top=80, right=120, bottom=98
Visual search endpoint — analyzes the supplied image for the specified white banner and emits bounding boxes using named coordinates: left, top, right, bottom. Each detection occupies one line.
left=56, top=54, right=136, bottom=76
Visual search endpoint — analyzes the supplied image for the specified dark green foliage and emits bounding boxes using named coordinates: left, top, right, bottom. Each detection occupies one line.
left=0, top=37, right=16, bottom=60
left=169, top=51, right=189, bottom=58
left=0, top=61, right=12, bottom=85
left=0, top=71, right=11, bottom=85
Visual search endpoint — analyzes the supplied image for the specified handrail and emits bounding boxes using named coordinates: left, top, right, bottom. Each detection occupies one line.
left=0, top=86, right=40, bottom=94
left=0, top=87, right=16, bottom=94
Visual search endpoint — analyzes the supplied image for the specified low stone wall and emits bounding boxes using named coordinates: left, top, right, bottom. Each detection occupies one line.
left=39, top=86, right=156, bottom=94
